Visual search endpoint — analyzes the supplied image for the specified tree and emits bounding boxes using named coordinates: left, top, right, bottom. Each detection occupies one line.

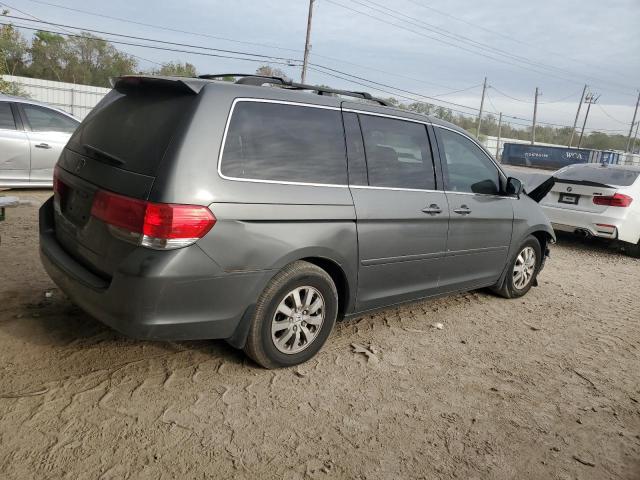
left=0, top=20, right=29, bottom=95
left=255, top=65, right=289, bottom=79
left=151, top=61, right=197, bottom=77
left=64, top=33, right=137, bottom=86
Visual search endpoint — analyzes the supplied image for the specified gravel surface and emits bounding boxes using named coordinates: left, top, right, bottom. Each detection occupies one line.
left=1, top=191, right=639, bottom=480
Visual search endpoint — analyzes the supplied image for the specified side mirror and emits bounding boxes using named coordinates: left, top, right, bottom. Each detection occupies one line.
left=506, top=177, right=523, bottom=198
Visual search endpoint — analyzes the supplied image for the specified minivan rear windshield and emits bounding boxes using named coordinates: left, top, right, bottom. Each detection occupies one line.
left=556, top=165, right=640, bottom=187
left=67, top=86, right=196, bottom=176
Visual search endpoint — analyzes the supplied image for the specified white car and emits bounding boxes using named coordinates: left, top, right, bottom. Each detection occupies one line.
left=0, top=94, right=79, bottom=188
left=540, top=163, right=640, bottom=257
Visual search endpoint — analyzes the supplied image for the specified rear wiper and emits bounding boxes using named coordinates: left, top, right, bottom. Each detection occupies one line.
left=82, top=144, right=125, bottom=167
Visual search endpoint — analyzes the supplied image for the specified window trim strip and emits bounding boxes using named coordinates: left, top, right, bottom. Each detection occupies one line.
left=217, top=98, right=348, bottom=188
left=217, top=98, right=509, bottom=193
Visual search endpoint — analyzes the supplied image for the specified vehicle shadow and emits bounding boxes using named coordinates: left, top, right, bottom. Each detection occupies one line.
left=0, top=287, right=245, bottom=371
left=553, top=230, right=631, bottom=257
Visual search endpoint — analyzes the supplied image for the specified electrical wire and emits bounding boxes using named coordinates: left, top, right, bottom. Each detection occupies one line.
left=0, top=22, right=302, bottom=67
left=403, top=0, right=629, bottom=80
left=17, top=0, right=486, bottom=94
left=1, top=13, right=629, bottom=133
left=325, top=0, right=638, bottom=97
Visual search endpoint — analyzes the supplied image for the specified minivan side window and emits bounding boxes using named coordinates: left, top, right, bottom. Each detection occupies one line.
left=0, top=102, right=16, bottom=130
left=21, top=104, right=78, bottom=134
left=359, top=114, right=436, bottom=190
left=437, top=128, right=500, bottom=195
left=220, top=102, right=347, bottom=185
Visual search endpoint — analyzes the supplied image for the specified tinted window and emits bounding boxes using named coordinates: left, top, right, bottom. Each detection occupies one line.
left=0, top=102, right=16, bottom=130
left=67, top=87, right=195, bottom=175
left=438, top=128, right=500, bottom=194
left=359, top=114, right=435, bottom=190
left=556, top=165, right=640, bottom=187
left=221, top=102, right=347, bottom=184
left=22, top=104, right=77, bottom=134
left=343, top=112, right=367, bottom=185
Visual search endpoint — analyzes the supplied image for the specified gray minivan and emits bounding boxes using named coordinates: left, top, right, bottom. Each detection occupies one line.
left=39, top=74, right=555, bottom=368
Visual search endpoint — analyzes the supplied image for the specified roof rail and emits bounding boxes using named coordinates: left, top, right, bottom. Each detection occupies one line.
left=197, top=73, right=391, bottom=106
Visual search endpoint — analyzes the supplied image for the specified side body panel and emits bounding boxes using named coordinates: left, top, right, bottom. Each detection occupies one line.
left=155, top=88, right=360, bottom=314
left=0, top=102, right=31, bottom=184
left=26, top=130, right=72, bottom=182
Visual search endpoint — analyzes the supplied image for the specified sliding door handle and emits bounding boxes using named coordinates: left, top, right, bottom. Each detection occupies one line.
left=453, top=205, right=472, bottom=215
left=35, top=143, right=52, bottom=149
left=422, top=204, right=443, bottom=215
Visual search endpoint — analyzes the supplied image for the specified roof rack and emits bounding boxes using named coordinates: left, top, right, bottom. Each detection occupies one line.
left=198, top=73, right=391, bottom=107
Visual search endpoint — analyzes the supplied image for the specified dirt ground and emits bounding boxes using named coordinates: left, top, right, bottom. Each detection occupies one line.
left=1, top=190, right=639, bottom=480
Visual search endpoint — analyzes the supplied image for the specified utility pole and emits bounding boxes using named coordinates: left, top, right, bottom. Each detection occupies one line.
left=476, top=76, right=487, bottom=137
left=569, top=84, right=588, bottom=148
left=625, top=91, right=640, bottom=152
left=531, top=87, right=540, bottom=145
left=632, top=120, right=639, bottom=154
left=496, top=112, right=503, bottom=160
left=300, top=0, right=315, bottom=84
left=578, top=92, right=599, bottom=149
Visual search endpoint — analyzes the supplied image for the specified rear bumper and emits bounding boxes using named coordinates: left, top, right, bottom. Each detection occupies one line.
left=542, top=204, right=624, bottom=239
left=39, top=197, right=271, bottom=341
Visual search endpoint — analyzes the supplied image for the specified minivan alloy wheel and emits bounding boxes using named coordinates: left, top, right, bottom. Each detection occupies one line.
left=513, top=246, right=536, bottom=290
left=271, top=286, right=325, bottom=354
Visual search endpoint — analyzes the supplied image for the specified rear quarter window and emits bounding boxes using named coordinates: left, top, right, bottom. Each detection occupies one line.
left=220, top=101, right=347, bottom=185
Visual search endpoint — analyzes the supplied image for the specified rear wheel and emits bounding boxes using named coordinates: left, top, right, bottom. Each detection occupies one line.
left=492, top=236, right=542, bottom=299
left=622, top=240, right=640, bottom=258
left=244, top=261, right=338, bottom=369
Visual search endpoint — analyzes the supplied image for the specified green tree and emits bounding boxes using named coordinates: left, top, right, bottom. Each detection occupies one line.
left=151, top=61, right=197, bottom=77
left=64, top=33, right=137, bottom=86
left=255, top=65, right=289, bottom=80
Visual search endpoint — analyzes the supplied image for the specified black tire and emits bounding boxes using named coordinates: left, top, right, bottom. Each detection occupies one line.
left=244, top=261, right=338, bottom=369
left=621, top=240, right=640, bottom=258
left=492, top=235, right=542, bottom=299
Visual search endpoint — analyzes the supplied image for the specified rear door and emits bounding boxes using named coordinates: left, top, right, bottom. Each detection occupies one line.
left=0, top=101, right=30, bottom=183
left=434, top=126, right=513, bottom=291
left=344, top=110, right=449, bottom=310
left=19, top=103, right=78, bottom=183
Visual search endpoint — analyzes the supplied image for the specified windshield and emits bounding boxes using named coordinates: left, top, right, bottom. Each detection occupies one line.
left=556, top=165, right=640, bottom=187
left=66, top=86, right=196, bottom=176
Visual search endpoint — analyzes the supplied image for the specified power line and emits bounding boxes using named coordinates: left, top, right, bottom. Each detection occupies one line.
left=1, top=15, right=628, bottom=133
left=597, top=104, right=632, bottom=125
left=329, top=0, right=637, bottom=96
left=0, top=1, right=163, bottom=66
left=0, top=22, right=302, bottom=67
left=352, top=0, right=628, bottom=92
left=2, top=15, right=300, bottom=63
left=310, top=63, right=627, bottom=132
left=403, top=0, right=628, bottom=80
left=7, top=4, right=485, bottom=95
left=24, top=0, right=302, bottom=55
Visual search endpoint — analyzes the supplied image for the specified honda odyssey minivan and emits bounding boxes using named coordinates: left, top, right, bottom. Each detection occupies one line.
left=39, top=74, right=555, bottom=368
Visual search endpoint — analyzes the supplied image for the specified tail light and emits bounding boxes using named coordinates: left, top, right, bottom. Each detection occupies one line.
left=593, top=193, right=633, bottom=207
left=90, top=189, right=215, bottom=250
left=53, top=165, right=66, bottom=199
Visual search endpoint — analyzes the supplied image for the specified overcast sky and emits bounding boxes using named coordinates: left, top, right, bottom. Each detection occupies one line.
left=10, top=0, right=640, bottom=132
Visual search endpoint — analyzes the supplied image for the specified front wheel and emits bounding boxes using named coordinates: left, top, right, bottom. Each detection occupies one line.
left=492, top=236, right=542, bottom=299
left=244, top=261, right=338, bottom=369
